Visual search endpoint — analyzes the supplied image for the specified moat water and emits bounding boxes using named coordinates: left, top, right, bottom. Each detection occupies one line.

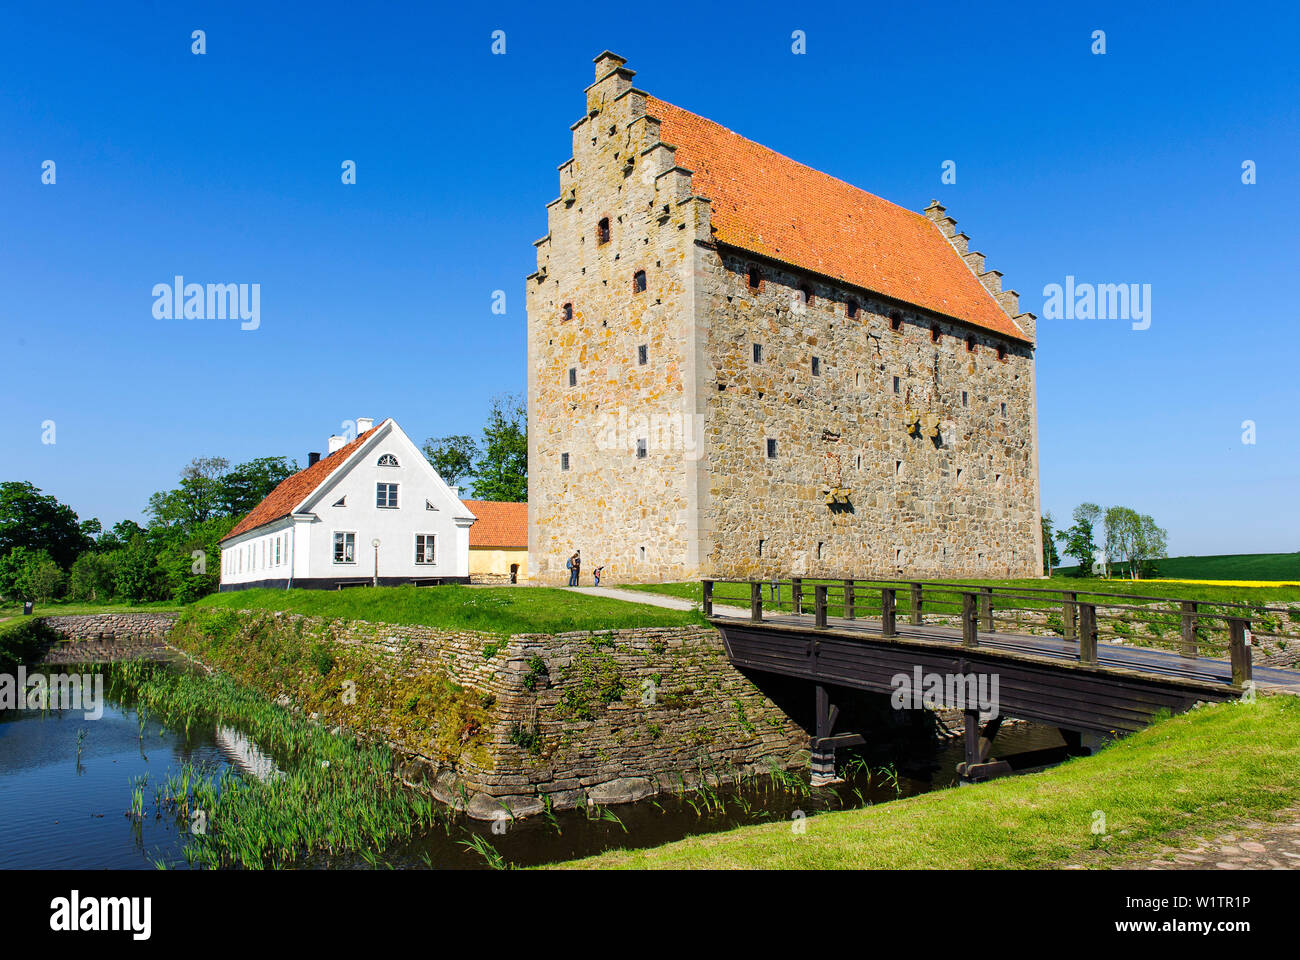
left=0, top=669, right=1070, bottom=869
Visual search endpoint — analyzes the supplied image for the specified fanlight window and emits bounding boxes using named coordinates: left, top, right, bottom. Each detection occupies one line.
left=377, top=454, right=399, bottom=467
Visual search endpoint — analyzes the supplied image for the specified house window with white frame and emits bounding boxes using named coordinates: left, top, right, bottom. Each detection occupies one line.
left=334, top=531, right=356, bottom=563
left=415, top=534, right=437, bottom=565
left=275, top=537, right=282, bottom=566
left=376, top=483, right=398, bottom=508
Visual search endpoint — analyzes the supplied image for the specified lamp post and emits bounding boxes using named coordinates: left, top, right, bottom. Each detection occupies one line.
left=371, top=538, right=381, bottom=587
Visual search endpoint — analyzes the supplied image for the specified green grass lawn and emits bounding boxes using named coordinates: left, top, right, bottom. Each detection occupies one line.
left=195, top=584, right=705, bottom=636
left=0, top=599, right=186, bottom=619
left=1057, top=551, right=1300, bottom=582
left=554, top=695, right=1300, bottom=869
left=626, top=576, right=1300, bottom=612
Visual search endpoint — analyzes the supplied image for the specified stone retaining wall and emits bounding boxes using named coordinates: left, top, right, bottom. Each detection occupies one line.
left=32, top=613, right=178, bottom=663
left=172, top=609, right=809, bottom=819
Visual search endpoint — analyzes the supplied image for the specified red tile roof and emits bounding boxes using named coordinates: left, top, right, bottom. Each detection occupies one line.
left=221, top=424, right=382, bottom=542
left=646, top=96, right=1029, bottom=344
left=461, top=500, right=527, bottom=549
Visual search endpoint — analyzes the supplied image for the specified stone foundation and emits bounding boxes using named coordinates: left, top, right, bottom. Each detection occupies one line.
left=169, top=608, right=810, bottom=819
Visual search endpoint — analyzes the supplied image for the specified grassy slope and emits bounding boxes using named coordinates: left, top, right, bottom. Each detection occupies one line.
left=0, top=600, right=186, bottom=618
left=556, top=696, right=1300, bottom=869
left=195, top=584, right=704, bottom=636
left=627, top=576, right=1300, bottom=608
left=1056, top=552, right=1300, bottom=582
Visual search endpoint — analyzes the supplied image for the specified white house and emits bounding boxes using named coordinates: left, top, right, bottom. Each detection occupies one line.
left=219, top=417, right=477, bottom=590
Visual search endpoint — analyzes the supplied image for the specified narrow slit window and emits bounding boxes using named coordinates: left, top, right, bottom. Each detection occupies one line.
left=633, top=269, right=647, bottom=293
left=752, top=343, right=763, bottom=363
left=931, top=324, right=941, bottom=343
left=766, top=438, right=777, bottom=459
left=597, top=217, right=610, bottom=244
left=889, top=312, right=903, bottom=332
left=892, top=376, right=900, bottom=394
left=798, top=284, right=813, bottom=306
left=563, top=302, right=573, bottom=321
left=568, top=367, right=577, bottom=387
left=811, top=356, right=821, bottom=376
left=966, top=334, right=976, bottom=353
left=561, top=452, right=570, bottom=471
left=997, top=343, right=1008, bottom=361
left=636, top=438, right=647, bottom=459
left=637, top=344, right=648, bottom=365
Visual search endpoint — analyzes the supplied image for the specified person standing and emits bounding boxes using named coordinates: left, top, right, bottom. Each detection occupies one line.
left=572, top=550, right=581, bottom=586
left=592, top=565, right=605, bottom=587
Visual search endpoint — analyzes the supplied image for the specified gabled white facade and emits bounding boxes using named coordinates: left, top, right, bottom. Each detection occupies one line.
left=219, top=418, right=477, bottom=590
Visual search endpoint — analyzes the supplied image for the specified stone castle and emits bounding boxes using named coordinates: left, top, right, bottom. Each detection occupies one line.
left=527, top=52, right=1042, bottom=585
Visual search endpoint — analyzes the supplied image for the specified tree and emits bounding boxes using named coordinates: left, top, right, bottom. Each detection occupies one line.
left=114, top=536, right=167, bottom=603
left=218, top=457, right=298, bottom=517
left=471, top=393, right=527, bottom=502
left=1041, top=513, right=1060, bottom=576
left=70, top=552, right=116, bottom=602
left=1055, top=502, right=1101, bottom=577
left=1133, top=515, right=1168, bottom=578
left=1104, top=506, right=1141, bottom=579
left=0, top=481, right=89, bottom=567
left=19, top=553, right=66, bottom=602
left=422, top=435, right=480, bottom=489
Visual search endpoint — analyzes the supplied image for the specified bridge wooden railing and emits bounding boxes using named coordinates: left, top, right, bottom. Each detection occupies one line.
left=699, top=577, right=1279, bottom=688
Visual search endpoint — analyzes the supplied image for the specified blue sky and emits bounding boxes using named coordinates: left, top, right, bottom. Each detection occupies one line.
left=2, top=1, right=1296, bottom=557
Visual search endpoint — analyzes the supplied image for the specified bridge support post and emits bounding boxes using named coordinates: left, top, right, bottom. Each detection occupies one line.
left=1180, top=601, right=1198, bottom=658
left=792, top=577, right=803, bottom=616
left=961, top=592, right=978, bottom=647
left=1078, top=603, right=1098, bottom=665
left=1062, top=592, right=1077, bottom=639
left=750, top=582, right=763, bottom=622
left=702, top=580, right=713, bottom=618
left=843, top=579, right=855, bottom=620
left=980, top=587, right=994, bottom=632
left=910, top=582, right=923, bottom=625
left=958, top=711, right=1011, bottom=782
left=814, top=585, right=828, bottom=629
left=1228, top=617, right=1253, bottom=688
left=809, top=684, right=862, bottom=787
left=881, top=588, right=897, bottom=637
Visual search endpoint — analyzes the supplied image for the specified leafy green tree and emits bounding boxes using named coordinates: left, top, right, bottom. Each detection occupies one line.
left=156, top=516, right=237, bottom=603
left=69, top=552, right=116, bottom=602
left=0, top=481, right=89, bottom=566
left=1041, top=513, right=1060, bottom=575
left=1055, top=502, right=1101, bottom=577
left=97, top=519, right=146, bottom=552
left=422, top=435, right=480, bottom=489
left=218, top=457, right=298, bottom=517
left=471, top=393, right=527, bottom=502
left=0, top=546, right=46, bottom=598
left=114, top=536, right=167, bottom=602
left=18, top=553, right=66, bottom=602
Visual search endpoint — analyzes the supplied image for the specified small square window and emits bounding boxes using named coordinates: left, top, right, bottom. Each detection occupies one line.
left=997, top=343, right=1008, bottom=361
left=637, top=344, right=647, bottom=365
left=597, top=217, right=610, bottom=244
left=846, top=300, right=859, bottom=319
left=798, top=284, right=813, bottom=306
left=752, top=343, right=763, bottom=363
left=931, top=324, right=941, bottom=343
left=766, top=438, right=777, bottom=458
left=636, top=438, right=647, bottom=459
left=747, top=266, right=762, bottom=290
left=889, top=312, right=903, bottom=332
left=966, top=335, right=976, bottom=353
left=561, top=452, right=570, bottom=471
left=633, top=270, right=646, bottom=293
left=568, top=367, right=577, bottom=387
left=811, top=356, right=821, bottom=376
left=892, top=376, right=900, bottom=394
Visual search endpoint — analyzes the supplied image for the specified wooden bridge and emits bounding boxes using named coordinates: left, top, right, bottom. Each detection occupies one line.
left=701, top=578, right=1298, bottom=783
